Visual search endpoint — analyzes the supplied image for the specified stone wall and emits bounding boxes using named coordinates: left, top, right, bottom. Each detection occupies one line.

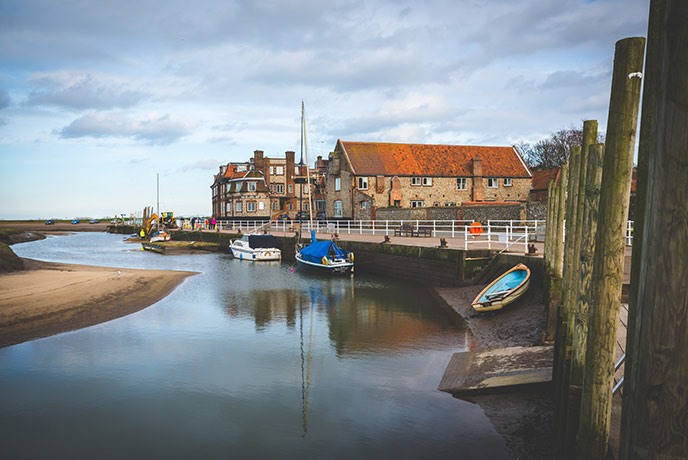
left=526, top=201, right=547, bottom=221
left=375, top=207, right=459, bottom=221
left=460, top=203, right=525, bottom=222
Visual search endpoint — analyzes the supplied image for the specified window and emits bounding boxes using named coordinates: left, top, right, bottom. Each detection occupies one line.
left=393, top=200, right=401, bottom=207
left=226, top=203, right=231, bottom=213
left=334, top=200, right=343, bottom=217
left=288, top=203, right=293, bottom=210
left=236, top=201, right=242, bottom=212
left=335, top=177, right=341, bottom=191
left=288, top=184, right=294, bottom=193
left=272, top=201, right=279, bottom=210
left=433, top=202, right=440, bottom=207
left=270, top=184, right=274, bottom=192
left=247, top=181, right=256, bottom=192
left=411, top=200, right=423, bottom=208
left=304, top=203, right=309, bottom=211
left=360, top=201, right=368, bottom=210
left=247, top=201, right=256, bottom=212
left=295, top=166, right=300, bottom=175
left=488, top=178, right=498, bottom=188
left=358, top=177, right=368, bottom=190
left=275, top=166, right=284, bottom=175
left=503, top=178, right=513, bottom=187
left=315, top=199, right=325, bottom=211
left=237, top=165, right=247, bottom=172
left=423, top=177, right=433, bottom=186
left=269, top=166, right=274, bottom=175
left=411, top=177, right=421, bottom=186
left=445, top=202, right=456, bottom=207
left=275, top=184, right=284, bottom=194
left=258, top=201, right=264, bottom=210
left=457, top=177, right=467, bottom=190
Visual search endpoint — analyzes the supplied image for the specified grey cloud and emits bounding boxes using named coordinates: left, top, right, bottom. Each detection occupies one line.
left=0, top=88, right=9, bottom=109
left=26, top=74, right=143, bottom=110
left=60, top=112, right=193, bottom=144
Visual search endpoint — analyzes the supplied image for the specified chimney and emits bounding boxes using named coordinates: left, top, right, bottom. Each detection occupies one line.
left=254, top=150, right=264, bottom=172
left=472, top=158, right=484, bottom=202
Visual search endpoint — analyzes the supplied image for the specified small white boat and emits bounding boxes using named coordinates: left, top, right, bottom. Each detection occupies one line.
left=471, top=263, right=531, bottom=312
left=230, top=234, right=281, bottom=261
left=150, top=230, right=171, bottom=242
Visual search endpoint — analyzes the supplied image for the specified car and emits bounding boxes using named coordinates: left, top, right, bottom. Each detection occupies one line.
left=295, top=211, right=309, bottom=221
left=45, top=219, right=55, bottom=225
left=71, top=219, right=80, bottom=224
left=89, top=218, right=99, bottom=224
left=316, top=211, right=327, bottom=220
left=275, top=213, right=291, bottom=222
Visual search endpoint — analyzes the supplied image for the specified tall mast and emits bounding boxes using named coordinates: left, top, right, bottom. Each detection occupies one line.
left=298, top=102, right=304, bottom=244
left=302, top=105, right=314, bottom=227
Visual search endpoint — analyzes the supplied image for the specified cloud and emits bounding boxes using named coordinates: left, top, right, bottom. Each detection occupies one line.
left=0, top=88, right=9, bottom=109
left=26, top=72, right=144, bottom=110
left=59, top=112, right=194, bottom=144
left=177, top=158, right=223, bottom=172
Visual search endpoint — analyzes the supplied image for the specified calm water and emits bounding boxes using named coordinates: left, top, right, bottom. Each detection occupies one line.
left=1, top=232, right=510, bottom=460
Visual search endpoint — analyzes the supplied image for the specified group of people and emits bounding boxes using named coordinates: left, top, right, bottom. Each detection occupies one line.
left=185, top=217, right=217, bottom=230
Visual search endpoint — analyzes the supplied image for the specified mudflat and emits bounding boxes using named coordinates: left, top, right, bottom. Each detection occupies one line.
left=0, top=258, right=197, bottom=348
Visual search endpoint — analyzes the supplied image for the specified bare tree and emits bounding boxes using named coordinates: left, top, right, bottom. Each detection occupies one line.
left=518, top=126, right=601, bottom=168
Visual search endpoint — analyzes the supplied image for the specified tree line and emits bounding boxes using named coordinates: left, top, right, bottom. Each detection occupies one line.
left=517, top=126, right=605, bottom=169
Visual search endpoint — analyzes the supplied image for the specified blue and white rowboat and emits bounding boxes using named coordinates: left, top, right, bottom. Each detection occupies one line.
left=471, top=263, right=531, bottom=312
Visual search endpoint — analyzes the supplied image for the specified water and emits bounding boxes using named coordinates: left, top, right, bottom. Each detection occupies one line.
left=1, top=232, right=510, bottom=459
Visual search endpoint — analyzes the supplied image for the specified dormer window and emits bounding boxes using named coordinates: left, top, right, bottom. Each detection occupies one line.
left=358, top=177, right=368, bottom=190
left=487, top=178, right=498, bottom=188
left=503, top=178, right=513, bottom=187
left=247, top=181, right=256, bottom=192
left=422, top=177, right=432, bottom=186
left=411, top=177, right=421, bottom=186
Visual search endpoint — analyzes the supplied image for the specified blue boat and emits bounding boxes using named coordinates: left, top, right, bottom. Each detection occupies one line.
left=471, top=263, right=530, bottom=312
left=295, top=231, right=354, bottom=275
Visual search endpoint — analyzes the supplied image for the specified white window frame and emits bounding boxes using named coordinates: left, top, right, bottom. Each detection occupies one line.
left=236, top=201, right=242, bottom=212
left=334, top=200, right=343, bottom=217
left=423, top=177, right=433, bottom=186
left=335, top=177, right=341, bottom=191
left=457, top=177, right=467, bottom=190
left=247, top=181, right=256, bottom=192
left=269, top=166, right=274, bottom=175
left=358, top=177, right=368, bottom=190
left=503, top=178, right=513, bottom=187
left=411, top=177, right=421, bottom=186
left=288, top=184, right=294, bottom=193
left=237, top=165, right=247, bottom=172
left=258, top=201, right=264, bottom=210
left=272, top=201, right=279, bottom=211
left=275, top=184, right=284, bottom=194
left=275, top=166, right=284, bottom=175
left=295, top=166, right=299, bottom=175
left=360, top=201, right=368, bottom=210
left=411, top=200, right=423, bottom=208
left=247, top=201, right=256, bottom=212
left=488, top=178, right=498, bottom=188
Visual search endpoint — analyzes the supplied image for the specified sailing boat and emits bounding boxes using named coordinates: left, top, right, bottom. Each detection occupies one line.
left=293, top=102, right=354, bottom=275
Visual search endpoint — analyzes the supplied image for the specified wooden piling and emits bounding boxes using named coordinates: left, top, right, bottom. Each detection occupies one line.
left=545, top=180, right=555, bottom=271
left=576, top=36, right=645, bottom=460
left=620, top=1, right=688, bottom=457
left=554, top=162, right=568, bottom=279
left=565, top=142, right=604, bottom=453
left=554, top=147, right=580, bottom=396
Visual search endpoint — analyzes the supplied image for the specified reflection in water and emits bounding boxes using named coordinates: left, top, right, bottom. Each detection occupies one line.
left=1, top=233, right=510, bottom=460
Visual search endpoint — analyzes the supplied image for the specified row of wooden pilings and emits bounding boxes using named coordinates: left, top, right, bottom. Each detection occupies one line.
left=543, top=2, right=687, bottom=458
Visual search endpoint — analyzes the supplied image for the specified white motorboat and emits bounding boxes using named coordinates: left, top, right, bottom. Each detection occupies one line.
left=230, top=234, right=281, bottom=261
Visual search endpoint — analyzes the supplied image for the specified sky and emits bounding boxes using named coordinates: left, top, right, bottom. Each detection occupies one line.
left=0, top=0, right=651, bottom=219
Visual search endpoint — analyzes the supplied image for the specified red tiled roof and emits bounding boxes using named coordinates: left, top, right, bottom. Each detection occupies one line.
left=531, top=167, right=560, bottom=191
left=339, top=141, right=531, bottom=178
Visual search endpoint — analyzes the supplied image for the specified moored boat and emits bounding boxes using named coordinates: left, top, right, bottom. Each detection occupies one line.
left=471, top=263, right=530, bottom=312
left=230, top=234, right=281, bottom=261
left=295, top=231, right=353, bottom=275
left=150, top=230, right=171, bottom=242
left=141, top=242, right=166, bottom=254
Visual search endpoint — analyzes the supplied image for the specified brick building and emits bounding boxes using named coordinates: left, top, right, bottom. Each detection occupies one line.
left=211, top=150, right=327, bottom=220
left=326, top=140, right=532, bottom=220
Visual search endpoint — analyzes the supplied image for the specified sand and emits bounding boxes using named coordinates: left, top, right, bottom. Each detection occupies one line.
left=0, top=258, right=197, bottom=348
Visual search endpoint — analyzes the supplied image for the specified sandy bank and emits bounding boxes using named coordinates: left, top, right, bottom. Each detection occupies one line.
left=0, top=259, right=197, bottom=348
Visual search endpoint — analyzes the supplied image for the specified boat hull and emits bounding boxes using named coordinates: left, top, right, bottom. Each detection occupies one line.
left=471, top=263, right=531, bottom=312
left=230, top=246, right=281, bottom=261
left=295, top=253, right=353, bottom=275
left=141, top=242, right=166, bottom=254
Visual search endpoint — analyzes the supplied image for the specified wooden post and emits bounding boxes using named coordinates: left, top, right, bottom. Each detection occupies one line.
left=620, top=1, right=688, bottom=457
left=565, top=142, right=604, bottom=453
left=577, top=36, right=645, bottom=460
left=554, top=148, right=580, bottom=395
left=545, top=180, right=555, bottom=271
left=554, top=163, right=568, bottom=278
